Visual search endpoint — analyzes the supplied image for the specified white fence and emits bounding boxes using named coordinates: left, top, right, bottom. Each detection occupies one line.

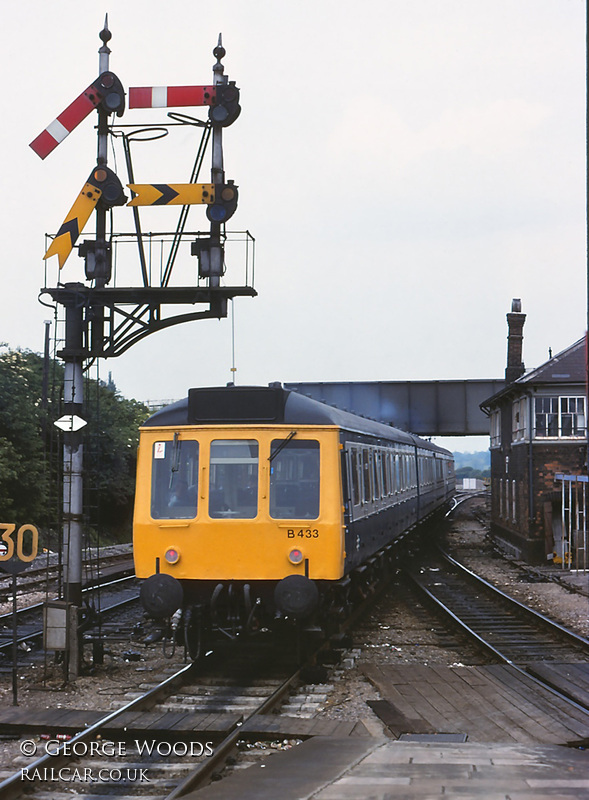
left=555, top=473, right=587, bottom=571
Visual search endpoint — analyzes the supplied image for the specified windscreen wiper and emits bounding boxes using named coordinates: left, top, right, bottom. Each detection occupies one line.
left=169, top=432, right=180, bottom=488
left=268, top=430, right=297, bottom=463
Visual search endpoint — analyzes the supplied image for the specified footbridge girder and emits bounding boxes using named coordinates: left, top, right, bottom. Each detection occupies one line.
left=284, top=380, right=505, bottom=437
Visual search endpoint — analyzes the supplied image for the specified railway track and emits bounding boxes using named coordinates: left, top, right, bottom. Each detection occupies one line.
left=0, top=576, right=140, bottom=658
left=0, top=643, right=308, bottom=800
left=406, top=545, right=589, bottom=666
left=5, top=499, right=587, bottom=794
left=0, top=547, right=134, bottom=604
left=0, top=550, right=396, bottom=797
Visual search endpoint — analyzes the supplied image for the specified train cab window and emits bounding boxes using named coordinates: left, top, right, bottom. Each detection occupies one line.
left=151, top=439, right=199, bottom=520
left=270, top=439, right=320, bottom=519
left=209, top=440, right=259, bottom=519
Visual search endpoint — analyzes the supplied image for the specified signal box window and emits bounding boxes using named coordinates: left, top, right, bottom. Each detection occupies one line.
left=209, top=440, right=259, bottom=518
left=535, top=397, right=558, bottom=437
left=270, top=439, right=320, bottom=520
left=535, top=396, right=586, bottom=438
left=561, top=397, right=585, bottom=436
left=151, top=439, right=199, bottom=519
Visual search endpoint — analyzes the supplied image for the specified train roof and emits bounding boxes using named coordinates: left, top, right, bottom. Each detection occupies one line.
left=142, top=385, right=452, bottom=456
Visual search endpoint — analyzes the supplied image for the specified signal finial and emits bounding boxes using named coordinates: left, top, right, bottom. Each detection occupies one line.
left=100, top=15, right=112, bottom=44
left=99, top=14, right=112, bottom=48
left=213, top=33, right=226, bottom=61
left=213, top=33, right=225, bottom=81
left=99, top=14, right=111, bottom=76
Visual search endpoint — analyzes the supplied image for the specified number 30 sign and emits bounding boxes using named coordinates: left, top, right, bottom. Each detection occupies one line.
left=0, top=523, right=39, bottom=574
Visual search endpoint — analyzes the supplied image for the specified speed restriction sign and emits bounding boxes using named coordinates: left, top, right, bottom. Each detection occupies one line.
left=0, top=523, right=38, bottom=574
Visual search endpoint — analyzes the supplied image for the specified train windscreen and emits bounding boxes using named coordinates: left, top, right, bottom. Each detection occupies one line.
left=269, top=439, right=320, bottom=519
left=209, top=440, right=259, bottom=518
left=151, top=439, right=199, bottom=519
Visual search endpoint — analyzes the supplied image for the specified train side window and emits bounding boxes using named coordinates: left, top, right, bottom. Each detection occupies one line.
left=209, top=440, right=259, bottom=519
left=270, top=439, right=320, bottom=519
left=374, top=451, right=382, bottom=500
left=383, top=451, right=390, bottom=496
left=151, top=439, right=199, bottom=520
left=350, top=448, right=361, bottom=506
left=362, top=449, right=371, bottom=503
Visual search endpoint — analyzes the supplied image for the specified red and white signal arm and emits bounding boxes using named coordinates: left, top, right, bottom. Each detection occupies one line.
left=30, top=73, right=125, bottom=159
left=129, top=85, right=216, bottom=108
left=30, top=86, right=102, bottom=159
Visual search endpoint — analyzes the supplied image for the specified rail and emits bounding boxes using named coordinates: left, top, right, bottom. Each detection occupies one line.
left=404, top=544, right=589, bottom=715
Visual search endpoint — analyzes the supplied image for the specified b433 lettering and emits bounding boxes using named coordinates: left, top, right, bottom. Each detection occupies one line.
left=287, top=529, right=319, bottom=539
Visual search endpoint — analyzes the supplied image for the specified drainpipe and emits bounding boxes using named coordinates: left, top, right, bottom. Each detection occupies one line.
left=527, top=393, right=534, bottom=542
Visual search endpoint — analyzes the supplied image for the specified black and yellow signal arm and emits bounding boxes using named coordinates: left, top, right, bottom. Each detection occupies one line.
left=44, top=166, right=125, bottom=269
left=128, top=182, right=238, bottom=222
left=127, top=183, right=216, bottom=206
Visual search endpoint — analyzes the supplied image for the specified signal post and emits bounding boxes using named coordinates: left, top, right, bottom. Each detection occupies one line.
left=31, top=19, right=255, bottom=677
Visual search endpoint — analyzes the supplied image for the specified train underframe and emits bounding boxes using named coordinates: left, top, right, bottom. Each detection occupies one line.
left=140, top=536, right=411, bottom=660
left=138, top=499, right=451, bottom=660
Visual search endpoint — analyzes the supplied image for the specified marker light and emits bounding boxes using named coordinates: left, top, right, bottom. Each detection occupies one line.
left=164, top=548, right=180, bottom=565
left=288, top=549, right=304, bottom=565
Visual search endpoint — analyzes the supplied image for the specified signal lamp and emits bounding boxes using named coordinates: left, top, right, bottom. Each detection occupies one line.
left=206, top=181, right=238, bottom=223
left=208, top=81, right=240, bottom=127
left=288, top=549, right=304, bottom=565
left=165, top=548, right=180, bottom=565
left=97, top=71, right=125, bottom=115
left=79, top=239, right=112, bottom=282
left=90, top=166, right=127, bottom=208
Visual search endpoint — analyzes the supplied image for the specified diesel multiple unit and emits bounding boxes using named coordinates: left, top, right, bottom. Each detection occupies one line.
left=133, top=385, right=455, bottom=652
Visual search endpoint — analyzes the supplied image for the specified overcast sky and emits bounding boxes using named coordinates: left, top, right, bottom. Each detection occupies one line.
left=1, top=1, right=586, bottom=451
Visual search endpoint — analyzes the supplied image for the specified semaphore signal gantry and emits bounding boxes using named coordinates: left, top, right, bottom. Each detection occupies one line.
left=33, top=18, right=256, bottom=362
left=29, top=18, right=255, bottom=678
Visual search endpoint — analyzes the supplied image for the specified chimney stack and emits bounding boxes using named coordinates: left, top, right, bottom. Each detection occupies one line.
left=505, top=298, right=526, bottom=383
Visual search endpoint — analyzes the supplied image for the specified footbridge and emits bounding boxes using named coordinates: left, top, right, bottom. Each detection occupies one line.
left=284, top=380, right=505, bottom=437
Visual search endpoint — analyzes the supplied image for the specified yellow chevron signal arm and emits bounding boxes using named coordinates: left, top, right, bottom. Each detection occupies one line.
left=44, top=167, right=126, bottom=269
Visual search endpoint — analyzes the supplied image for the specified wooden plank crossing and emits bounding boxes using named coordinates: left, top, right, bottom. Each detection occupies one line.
left=240, top=715, right=371, bottom=738
left=0, top=709, right=242, bottom=738
left=0, top=708, right=370, bottom=741
left=527, top=661, right=589, bottom=710
left=363, top=663, right=589, bottom=745
left=366, top=700, right=435, bottom=738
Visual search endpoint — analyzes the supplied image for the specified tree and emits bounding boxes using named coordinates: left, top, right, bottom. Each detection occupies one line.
left=0, top=345, right=149, bottom=542
left=0, top=347, right=53, bottom=524
left=84, top=379, right=150, bottom=539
